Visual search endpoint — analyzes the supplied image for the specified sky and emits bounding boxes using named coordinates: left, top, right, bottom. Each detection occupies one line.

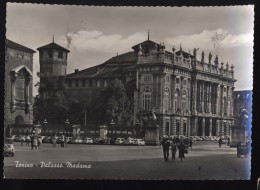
left=6, top=4, right=254, bottom=95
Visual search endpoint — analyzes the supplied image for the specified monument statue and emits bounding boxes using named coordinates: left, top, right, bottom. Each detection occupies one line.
left=201, top=51, right=205, bottom=62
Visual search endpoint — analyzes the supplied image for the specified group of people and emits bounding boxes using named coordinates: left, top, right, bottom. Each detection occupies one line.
left=52, top=134, right=67, bottom=148
left=162, top=137, right=191, bottom=162
left=22, top=133, right=41, bottom=150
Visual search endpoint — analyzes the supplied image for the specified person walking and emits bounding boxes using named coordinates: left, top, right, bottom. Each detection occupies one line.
left=30, top=134, right=34, bottom=150
left=227, top=136, right=230, bottom=146
left=178, top=142, right=185, bottom=162
left=189, top=138, right=193, bottom=150
left=162, top=137, right=170, bottom=161
left=53, top=135, right=57, bottom=147
left=219, top=137, right=222, bottom=148
left=61, top=135, right=65, bottom=147
left=171, top=143, right=177, bottom=160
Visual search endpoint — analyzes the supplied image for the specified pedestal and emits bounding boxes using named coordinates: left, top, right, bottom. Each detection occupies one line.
left=144, top=125, right=160, bottom=146
left=99, top=125, right=108, bottom=139
left=72, top=125, right=81, bottom=137
left=230, top=126, right=246, bottom=147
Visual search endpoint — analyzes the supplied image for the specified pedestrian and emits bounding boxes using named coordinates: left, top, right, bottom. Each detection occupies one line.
left=219, top=137, right=222, bottom=148
left=189, top=138, right=193, bottom=150
left=53, top=135, right=57, bottom=147
left=162, top=137, right=170, bottom=161
left=171, top=143, right=177, bottom=160
left=237, top=141, right=242, bottom=157
left=178, top=142, right=185, bottom=162
left=21, top=137, right=24, bottom=146
left=61, top=135, right=65, bottom=147
left=26, top=136, right=30, bottom=146
left=30, top=135, right=34, bottom=150
left=227, top=136, right=230, bottom=146
left=37, top=137, right=41, bottom=149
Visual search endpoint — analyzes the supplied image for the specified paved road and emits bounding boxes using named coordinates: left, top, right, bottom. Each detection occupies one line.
left=4, top=142, right=250, bottom=179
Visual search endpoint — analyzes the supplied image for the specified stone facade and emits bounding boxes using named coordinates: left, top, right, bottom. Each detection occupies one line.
left=39, top=38, right=236, bottom=137
left=37, top=40, right=70, bottom=81
left=134, top=41, right=236, bottom=137
left=5, top=39, right=35, bottom=127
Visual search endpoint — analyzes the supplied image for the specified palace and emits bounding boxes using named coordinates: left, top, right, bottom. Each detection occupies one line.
left=5, top=39, right=35, bottom=128
left=38, top=36, right=236, bottom=137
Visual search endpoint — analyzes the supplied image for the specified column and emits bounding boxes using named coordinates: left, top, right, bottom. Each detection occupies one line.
left=209, top=83, right=212, bottom=114
left=202, top=118, right=205, bottom=137
left=191, top=78, right=197, bottom=115
left=172, top=117, right=176, bottom=135
left=209, top=118, right=212, bottom=136
left=172, top=75, right=176, bottom=112
left=193, top=117, right=198, bottom=136
left=202, top=82, right=205, bottom=113
left=187, top=118, right=190, bottom=137
left=10, top=72, right=17, bottom=112
left=216, top=84, right=220, bottom=115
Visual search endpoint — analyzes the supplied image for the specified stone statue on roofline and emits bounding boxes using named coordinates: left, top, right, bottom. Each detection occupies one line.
left=193, top=48, right=199, bottom=60
left=209, top=52, right=212, bottom=64
left=201, top=51, right=205, bottom=62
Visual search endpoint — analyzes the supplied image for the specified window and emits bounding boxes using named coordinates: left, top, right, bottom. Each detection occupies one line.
left=183, top=123, right=187, bottom=136
left=68, top=80, right=72, bottom=87
left=175, top=89, right=181, bottom=110
left=82, top=79, right=85, bottom=87
left=166, top=75, right=170, bottom=83
left=182, top=90, right=187, bottom=111
left=89, top=79, right=92, bottom=87
left=48, top=51, right=53, bottom=58
left=58, top=51, right=63, bottom=59
left=164, top=87, right=170, bottom=110
left=104, top=80, right=107, bottom=87
left=143, top=87, right=152, bottom=110
left=97, top=80, right=100, bottom=87
left=176, top=121, right=180, bottom=135
left=75, top=79, right=79, bottom=87
left=224, top=96, right=227, bottom=115
left=183, top=79, right=187, bottom=86
left=176, top=78, right=180, bottom=84
left=144, top=48, right=149, bottom=54
left=144, top=75, right=152, bottom=83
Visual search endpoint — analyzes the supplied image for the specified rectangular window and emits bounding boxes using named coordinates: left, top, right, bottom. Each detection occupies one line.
left=48, top=51, right=53, bottom=58
left=183, top=123, right=187, bottom=136
left=82, top=79, right=85, bottom=87
left=58, top=51, right=63, bottom=59
left=104, top=80, right=107, bottom=87
left=75, top=80, right=79, bottom=87
left=176, top=78, right=180, bottom=84
left=97, top=80, right=100, bottom=87
left=89, top=79, right=92, bottom=87
left=68, top=80, right=72, bottom=87
left=144, top=75, right=152, bottom=83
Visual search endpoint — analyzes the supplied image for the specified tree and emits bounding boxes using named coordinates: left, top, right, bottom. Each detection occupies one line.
left=33, top=74, right=70, bottom=124
left=96, top=78, right=134, bottom=125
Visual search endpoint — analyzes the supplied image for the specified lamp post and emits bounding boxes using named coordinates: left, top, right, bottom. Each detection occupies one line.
left=65, top=118, right=70, bottom=135
left=42, top=119, right=48, bottom=136
left=110, top=119, right=115, bottom=140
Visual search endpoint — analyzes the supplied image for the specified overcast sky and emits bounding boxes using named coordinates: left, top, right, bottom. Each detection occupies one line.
left=6, top=4, right=254, bottom=95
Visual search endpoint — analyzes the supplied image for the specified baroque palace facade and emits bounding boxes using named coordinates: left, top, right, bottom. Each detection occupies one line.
left=38, top=37, right=236, bottom=137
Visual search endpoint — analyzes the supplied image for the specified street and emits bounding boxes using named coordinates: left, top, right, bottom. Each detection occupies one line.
left=4, top=141, right=250, bottom=179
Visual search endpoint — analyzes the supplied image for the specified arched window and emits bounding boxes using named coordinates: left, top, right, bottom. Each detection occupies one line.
left=143, top=87, right=152, bottom=110
left=164, top=87, right=170, bottom=110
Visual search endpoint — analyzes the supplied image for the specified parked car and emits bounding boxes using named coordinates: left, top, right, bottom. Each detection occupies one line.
left=4, top=138, right=15, bottom=157
left=125, top=138, right=135, bottom=145
left=42, top=136, right=51, bottom=143
left=115, top=138, right=125, bottom=145
left=66, top=137, right=73, bottom=144
left=134, top=139, right=145, bottom=146
left=83, top=138, right=93, bottom=144
left=71, top=137, right=83, bottom=144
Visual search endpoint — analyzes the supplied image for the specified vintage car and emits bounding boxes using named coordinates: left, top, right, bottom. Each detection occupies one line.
left=4, top=138, right=15, bottom=157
